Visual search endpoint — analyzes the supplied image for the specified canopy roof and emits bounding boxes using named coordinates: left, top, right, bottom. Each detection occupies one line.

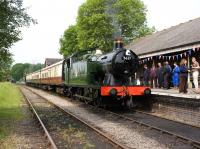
left=126, top=17, right=200, bottom=58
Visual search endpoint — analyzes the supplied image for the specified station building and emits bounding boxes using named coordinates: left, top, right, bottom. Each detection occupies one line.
left=127, top=17, right=200, bottom=86
left=44, top=58, right=62, bottom=67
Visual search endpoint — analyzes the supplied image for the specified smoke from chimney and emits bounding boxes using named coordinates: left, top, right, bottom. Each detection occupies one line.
left=105, top=0, right=121, bottom=39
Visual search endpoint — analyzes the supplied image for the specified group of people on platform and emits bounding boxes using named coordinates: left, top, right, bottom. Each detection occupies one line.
left=143, top=57, right=200, bottom=94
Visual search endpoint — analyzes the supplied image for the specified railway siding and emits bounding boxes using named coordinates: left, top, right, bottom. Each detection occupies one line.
left=20, top=87, right=120, bottom=149
left=25, top=86, right=195, bottom=149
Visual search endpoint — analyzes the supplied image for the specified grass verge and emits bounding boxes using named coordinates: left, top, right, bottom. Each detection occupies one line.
left=0, top=82, right=24, bottom=147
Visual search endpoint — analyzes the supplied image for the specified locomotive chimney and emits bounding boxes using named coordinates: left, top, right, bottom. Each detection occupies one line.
left=114, top=37, right=123, bottom=50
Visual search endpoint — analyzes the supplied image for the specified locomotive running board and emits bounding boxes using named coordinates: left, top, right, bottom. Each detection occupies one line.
left=74, top=94, right=93, bottom=101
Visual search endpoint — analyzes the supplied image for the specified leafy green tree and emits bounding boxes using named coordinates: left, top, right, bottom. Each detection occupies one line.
left=11, top=63, right=28, bottom=81
left=11, top=63, right=43, bottom=81
left=113, top=0, right=154, bottom=42
left=59, top=25, right=79, bottom=57
left=60, top=0, right=154, bottom=57
left=0, top=0, right=35, bottom=49
left=77, top=0, right=114, bottom=52
left=27, top=63, right=43, bottom=73
left=137, top=24, right=155, bottom=39
left=0, top=0, right=35, bottom=81
left=0, top=49, right=12, bottom=81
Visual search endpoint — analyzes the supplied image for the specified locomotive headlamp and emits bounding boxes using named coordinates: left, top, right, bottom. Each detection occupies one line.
left=144, top=88, right=151, bottom=95
left=109, top=88, right=117, bottom=97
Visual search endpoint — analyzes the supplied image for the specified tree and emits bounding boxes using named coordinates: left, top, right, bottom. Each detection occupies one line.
left=77, top=0, right=114, bottom=52
left=0, top=49, right=12, bottom=81
left=60, top=0, right=154, bottom=57
left=0, top=0, right=35, bottom=49
left=0, top=0, right=35, bottom=81
left=11, top=63, right=28, bottom=81
left=113, top=0, right=154, bottom=42
left=11, top=63, right=43, bottom=81
left=59, top=25, right=79, bottom=57
left=137, top=24, right=155, bottom=39
left=26, top=63, right=43, bottom=73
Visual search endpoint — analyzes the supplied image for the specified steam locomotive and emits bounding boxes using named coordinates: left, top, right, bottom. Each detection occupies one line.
left=26, top=39, right=151, bottom=108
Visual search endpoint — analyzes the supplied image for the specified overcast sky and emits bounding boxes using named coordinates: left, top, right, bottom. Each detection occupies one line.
left=10, top=0, right=200, bottom=64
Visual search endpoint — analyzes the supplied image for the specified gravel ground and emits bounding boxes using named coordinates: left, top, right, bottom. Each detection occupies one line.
left=21, top=87, right=116, bottom=149
left=25, top=87, right=192, bottom=149
left=151, top=104, right=200, bottom=127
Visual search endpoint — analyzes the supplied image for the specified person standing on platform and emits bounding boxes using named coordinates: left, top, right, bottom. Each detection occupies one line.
left=157, top=63, right=164, bottom=88
left=143, top=64, right=150, bottom=86
left=172, top=62, right=180, bottom=89
left=191, top=57, right=200, bottom=91
left=163, top=61, right=172, bottom=89
left=150, top=64, right=157, bottom=88
left=179, top=59, right=189, bottom=93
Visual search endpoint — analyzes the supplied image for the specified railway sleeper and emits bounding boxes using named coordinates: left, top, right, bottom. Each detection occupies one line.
left=193, top=143, right=200, bottom=149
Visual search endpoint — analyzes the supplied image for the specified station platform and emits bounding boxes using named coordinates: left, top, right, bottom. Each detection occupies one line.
left=151, top=88, right=200, bottom=100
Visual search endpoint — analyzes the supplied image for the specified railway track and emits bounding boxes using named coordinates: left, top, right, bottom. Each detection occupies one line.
left=23, top=86, right=200, bottom=148
left=115, top=110, right=200, bottom=148
left=20, top=88, right=58, bottom=149
left=79, top=104, right=200, bottom=148
left=20, top=86, right=128, bottom=149
left=71, top=92, right=200, bottom=148
left=146, top=103, right=200, bottom=127
left=134, top=109, right=200, bottom=129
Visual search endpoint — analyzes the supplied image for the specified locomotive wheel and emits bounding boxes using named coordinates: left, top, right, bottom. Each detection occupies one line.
left=94, top=97, right=102, bottom=107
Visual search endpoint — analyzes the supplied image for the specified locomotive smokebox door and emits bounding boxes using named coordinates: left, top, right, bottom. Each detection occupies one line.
left=112, top=49, right=139, bottom=78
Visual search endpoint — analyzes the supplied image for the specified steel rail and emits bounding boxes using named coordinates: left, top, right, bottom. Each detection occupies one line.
left=23, top=86, right=200, bottom=148
left=20, top=88, right=58, bottom=149
left=99, top=109, right=200, bottom=148
left=23, top=86, right=129, bottom=149
left=70, top=91, right=200, bottom=148
left=63, top=92, right=200, bottom=148
left=134, top=109, right=200, bottom=129
left=153, top=104, right=200, bottom=117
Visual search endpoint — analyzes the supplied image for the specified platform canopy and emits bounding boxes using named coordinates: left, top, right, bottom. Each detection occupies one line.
left=126, top=17, right=200, bottom=59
